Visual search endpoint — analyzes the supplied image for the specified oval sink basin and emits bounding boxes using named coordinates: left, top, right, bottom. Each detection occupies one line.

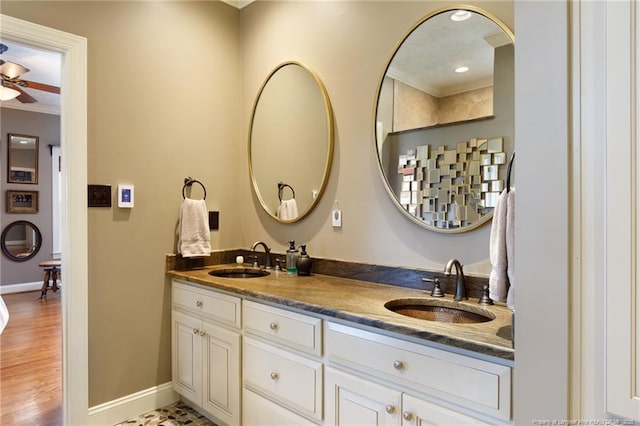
left=385, top=298, right=495, bottom=324
left=208, top=268, right=270, bottom=279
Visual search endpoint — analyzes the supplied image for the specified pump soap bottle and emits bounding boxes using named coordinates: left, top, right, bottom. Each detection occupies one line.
left=296, top=244, right=312, bottom=276
left=286, top=240, right=299, bottom=275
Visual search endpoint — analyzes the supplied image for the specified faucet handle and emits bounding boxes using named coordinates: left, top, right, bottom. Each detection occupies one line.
left=252, top=256, right=259, bottom=268
left=422, top=277, right=444, bottom=297
left=478, top=285, right=494, bottom=306
left=275, top=259, right=282, bottom=271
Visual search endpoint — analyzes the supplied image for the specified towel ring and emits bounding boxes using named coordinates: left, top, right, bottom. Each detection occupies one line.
left=277, top=182, right=295, bottom=202
left=506, top=152, right=515, bottom=193
left=183, top=177, right=207, bottom=200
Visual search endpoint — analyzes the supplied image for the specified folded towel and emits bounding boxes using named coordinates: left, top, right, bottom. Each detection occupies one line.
left=0, top=295, right=8, bottom=334
left=178, top=198, right=211, bottom=258
left=489, top=188, right=515, bottom=309
left=277, top=199, right=299, bottom=220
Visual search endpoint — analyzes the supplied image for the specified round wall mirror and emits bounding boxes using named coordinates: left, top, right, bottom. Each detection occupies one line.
left=374, top=7, right=514, bottom=233
left=249, top=61, right=334, bottom=223
left=1, top=220, right=42, bottom=262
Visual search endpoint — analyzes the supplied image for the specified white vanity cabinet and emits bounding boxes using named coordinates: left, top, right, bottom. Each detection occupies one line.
left=171, top=280, right=242, bottom=426
left=242, top=300, right=323, bottom=424
left=325, top=322, right=512, bottom=425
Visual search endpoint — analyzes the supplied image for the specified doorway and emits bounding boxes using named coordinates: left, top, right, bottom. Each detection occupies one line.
left=0, top=14, right=88, bottom=424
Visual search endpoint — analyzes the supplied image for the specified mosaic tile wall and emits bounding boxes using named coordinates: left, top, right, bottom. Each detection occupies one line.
left=397, top=137, right=505, bottom=229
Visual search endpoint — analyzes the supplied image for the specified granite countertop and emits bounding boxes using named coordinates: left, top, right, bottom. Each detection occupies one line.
left=167, top=264, right=514, bottom=362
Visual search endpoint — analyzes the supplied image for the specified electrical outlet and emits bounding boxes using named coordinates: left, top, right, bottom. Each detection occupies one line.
left=332, top=209, right=342, bottom=227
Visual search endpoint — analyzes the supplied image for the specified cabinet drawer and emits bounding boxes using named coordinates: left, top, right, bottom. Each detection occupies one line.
left=243, top=337, right=323, bottom=421
left=243, top=388, right=313, bottom=426
left=243, top=300, right=322, bottom=355
left=325, top=322, right=511, bottom=421
left=172, top=280, right=241, bottom=328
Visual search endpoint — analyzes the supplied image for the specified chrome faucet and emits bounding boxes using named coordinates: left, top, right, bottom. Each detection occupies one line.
left=444, top=259, right=467, bottom=301
left=250, top=241, right=273, bottom=269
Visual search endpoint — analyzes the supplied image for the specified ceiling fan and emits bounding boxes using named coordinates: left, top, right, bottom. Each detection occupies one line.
left=0, top=43, right=60, bottom=103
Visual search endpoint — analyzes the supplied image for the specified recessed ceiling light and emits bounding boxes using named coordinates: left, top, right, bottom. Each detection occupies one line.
left=450, top=10, right=472, bottom=22
left=455, top=66, right=470, bottom=73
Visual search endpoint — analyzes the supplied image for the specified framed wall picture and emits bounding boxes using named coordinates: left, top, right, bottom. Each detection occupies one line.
left=6, top=190, right=39, bottom=213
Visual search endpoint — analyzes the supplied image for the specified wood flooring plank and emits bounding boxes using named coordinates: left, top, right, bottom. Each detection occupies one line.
left=0, top=291, right=62, bottom=425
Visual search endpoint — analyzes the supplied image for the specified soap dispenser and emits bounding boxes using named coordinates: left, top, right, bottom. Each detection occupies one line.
left=286, top=240, right=299, bottom=275
left=296, top=244, right=312, bottom=276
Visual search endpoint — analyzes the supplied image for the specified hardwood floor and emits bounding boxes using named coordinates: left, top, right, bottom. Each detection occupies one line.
left=0, top=290, right=62, bottom=425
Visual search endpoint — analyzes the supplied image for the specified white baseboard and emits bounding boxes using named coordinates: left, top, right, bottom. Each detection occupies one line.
left=0, top=281, right=42, bottom=294
left=87, top=382, right=179, bottom=426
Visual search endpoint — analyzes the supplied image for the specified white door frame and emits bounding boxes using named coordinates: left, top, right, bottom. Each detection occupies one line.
left=0, top=14, right=88, bottom=425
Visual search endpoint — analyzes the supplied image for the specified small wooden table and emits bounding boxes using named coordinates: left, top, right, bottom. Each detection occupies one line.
left=38, top=260, right=61, bottom=299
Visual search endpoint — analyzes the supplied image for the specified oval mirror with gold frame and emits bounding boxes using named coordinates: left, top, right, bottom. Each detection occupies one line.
left=249, top=61, right=334, bottom=223
left=374, top=6, right=514, bottom=233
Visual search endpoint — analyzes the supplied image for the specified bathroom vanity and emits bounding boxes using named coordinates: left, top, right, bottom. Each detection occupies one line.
left=168, top=265, right=513, bottom=426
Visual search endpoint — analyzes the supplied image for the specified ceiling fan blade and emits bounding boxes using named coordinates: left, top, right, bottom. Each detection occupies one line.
left=20, top=80, right=60, bottom=94
left=3, top=82, right=37, bottom=103
left=0, top=59, right=30, bottom=79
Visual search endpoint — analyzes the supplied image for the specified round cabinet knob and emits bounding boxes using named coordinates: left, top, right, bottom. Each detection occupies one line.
left=192, top=328, right=199, bottom=334
left=199, top=330, right=206, bottom=337
left=270, top=372, right=279, bottom=381
left=269, top=322, right=278, bottom=330
left=195, top=300, right=203, bottom=308
left=393, top=360, right=404, bottom=370
left=403, top=411, right=413, bottom=421
left=385, top=405, right=395, bottom=414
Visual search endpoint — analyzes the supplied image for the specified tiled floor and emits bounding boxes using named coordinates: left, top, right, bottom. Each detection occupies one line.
left=115, top=401, right=217, bottom=426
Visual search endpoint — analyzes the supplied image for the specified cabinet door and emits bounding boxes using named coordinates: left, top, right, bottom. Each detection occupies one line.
left=402, top=394, right=490, bottom=426
left=172, top=310, right=202, bottom=402
left=326, top=367, right=401, bottom=426
left=201, top=320, right=241, bottom=426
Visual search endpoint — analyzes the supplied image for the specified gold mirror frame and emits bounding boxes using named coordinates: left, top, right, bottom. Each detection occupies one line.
left=249, top=61, right=334, bottom=223
left=373, top=6, right=514, bottom=233
left=7, top=133, right=39, bottom=184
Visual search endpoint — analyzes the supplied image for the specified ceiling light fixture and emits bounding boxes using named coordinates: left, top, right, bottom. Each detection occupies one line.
left=450, top=10, right=472, bottom=22
left=455, top=66, right=470, bottom=73
left=0, top=85, right=20, bottom=101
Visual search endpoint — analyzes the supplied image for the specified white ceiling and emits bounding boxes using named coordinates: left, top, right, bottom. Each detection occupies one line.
left=0, top=39, right=61, bottom=115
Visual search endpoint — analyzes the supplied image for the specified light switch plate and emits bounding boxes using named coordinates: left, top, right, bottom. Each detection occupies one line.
left=118, top=184, right=134, bottom=208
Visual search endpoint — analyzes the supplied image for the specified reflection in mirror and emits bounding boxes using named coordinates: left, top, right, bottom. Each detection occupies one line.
left=375, top=7, right=514, bottom=233
left=249, top=61, right=334, bottom=223
left=1, top=220, right=42, bottom=262
left=7, top=133, right=39, bottom=184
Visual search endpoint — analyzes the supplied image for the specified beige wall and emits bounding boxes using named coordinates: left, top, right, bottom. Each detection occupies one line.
left=2, top=1, right=242, bottom=405
left=240, top=1, right=513, bottom=275
left=2, top=0, right=515, bottom=408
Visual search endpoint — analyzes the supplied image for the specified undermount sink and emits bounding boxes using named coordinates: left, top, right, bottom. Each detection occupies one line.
left=208, top=268, right=270, bottom=279
left=384, top=298, right=495, bottom=324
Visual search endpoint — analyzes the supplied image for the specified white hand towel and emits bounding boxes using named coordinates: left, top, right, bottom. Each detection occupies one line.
left=0, top=295, right=9, bottom=334
left=277, top=199, right=299, bottom=220
left=489, top=188, right=515, bottom=309
left=178, top=198, right=211, bottom=258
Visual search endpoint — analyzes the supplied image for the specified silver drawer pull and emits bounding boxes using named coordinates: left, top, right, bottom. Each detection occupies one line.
left=196, top=300, right=203, bottom=308
left=385, top=405, right=395, bottom=414
left=270, top=372, right=279, bottom=381
left=269, top=322, right=278, bottom=330
left=393, top=360, right=404, bottom=370
left=403, top=411, right=413, bottom=421
left=200, top=330, right=206, bottom=337
left=193, top=328, right=199, bottom=334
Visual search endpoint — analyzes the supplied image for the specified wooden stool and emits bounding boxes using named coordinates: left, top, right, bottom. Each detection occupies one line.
left=39, top=260, right=62, bottom=299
